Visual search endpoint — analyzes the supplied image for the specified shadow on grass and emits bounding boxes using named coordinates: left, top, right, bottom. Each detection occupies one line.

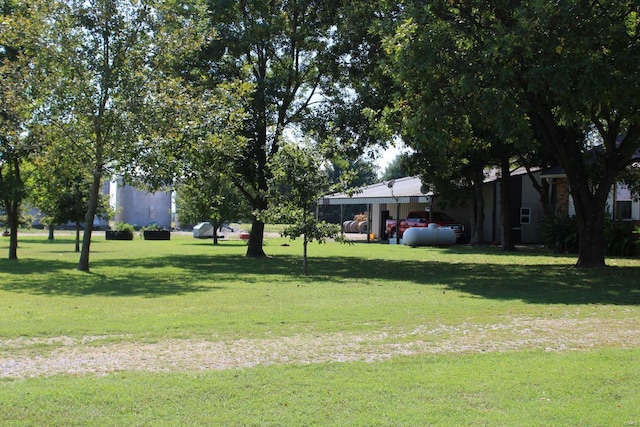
left=1, top=243, right=638, bottom=304
left=0, top=257, right=214, bottom=297
left=304, top=255, right=638, bottom=305
left=103, top=254, right=640, bottom=305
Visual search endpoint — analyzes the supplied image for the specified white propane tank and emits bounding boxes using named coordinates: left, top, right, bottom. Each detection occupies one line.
left=403, top=223, right=457, bottom=247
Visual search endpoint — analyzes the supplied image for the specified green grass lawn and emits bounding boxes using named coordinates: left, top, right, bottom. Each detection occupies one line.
left=1, top=231, right=639, bottom=425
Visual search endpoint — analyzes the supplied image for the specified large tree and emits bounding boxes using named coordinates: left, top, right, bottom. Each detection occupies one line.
left=40, top=0, right=209, bottom=271
left=201, top=0, right=346, bottom=257
left=504, top=1, right=640, bottom=267
left=379, top=3, right=502, bottom=247
left=386, top=1, right=640, bottom=266
left=0, top=0, right=45, bottom=259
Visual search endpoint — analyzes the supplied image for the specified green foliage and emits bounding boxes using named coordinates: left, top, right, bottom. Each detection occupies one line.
left=381, top=1, right=640, bottom=267
left=113, top=222, right=135, bottom=234
left=541, top=215, right=580, bottom=254
left=29, top=149, right=109, bottom=227
left=381, top=153, right=411, bottom=181
left=314, top=2, right=402, bottom=156
left=543, top=215, right=637, bottom=256
left=139, top=223, right=168, bottom=233
left=175, top=173, right=250, bottom=229
left=0, top=210, right=33, bottom=228
left=264, top=142, right=343, bottom=274
left=604, top=220, right=637, bottom=257
left=265, top=143, right=333, bottom=236
left=36, top=0, right=213, bottom=270
left=618, top=165, right=640, bottom=202
left=200, top=0, right=354, bottom=257
left=325, top=156, right=379, bottom=189
left=0, top=0, right=49, bottom=258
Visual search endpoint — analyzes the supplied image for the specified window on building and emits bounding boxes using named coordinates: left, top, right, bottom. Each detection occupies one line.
left=520, top=207, right=531, bottom=225
left=616, top=200, right=632, bottom=221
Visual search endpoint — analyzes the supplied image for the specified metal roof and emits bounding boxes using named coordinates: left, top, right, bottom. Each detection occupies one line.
left=540, top=165, right=566, bottom=179
left=320, top=167, right=542, bottom=206
left=483, top=166, right=537, bottom=183
left=319, top=176, right=432, bottom=205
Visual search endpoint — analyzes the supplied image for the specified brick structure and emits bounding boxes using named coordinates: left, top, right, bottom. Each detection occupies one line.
left=554, top=178, right=571, bottom=216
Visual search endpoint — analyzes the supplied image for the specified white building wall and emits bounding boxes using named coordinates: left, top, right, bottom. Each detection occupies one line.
left=114, top=182, right=172, bottom=229
left=520, top=171, right=545, bottom=243
left=566, top=184, right=638, bottom=221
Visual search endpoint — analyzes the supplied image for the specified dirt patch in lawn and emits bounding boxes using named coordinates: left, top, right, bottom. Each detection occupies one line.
left=2, top=317, right=639, bottom=379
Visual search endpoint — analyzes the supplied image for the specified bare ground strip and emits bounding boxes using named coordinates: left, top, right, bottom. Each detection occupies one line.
left=2, top=317, right=639, bottom=379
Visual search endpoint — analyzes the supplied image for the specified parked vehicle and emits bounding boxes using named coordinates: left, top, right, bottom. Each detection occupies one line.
left=386, top=210, right=465, bottom=241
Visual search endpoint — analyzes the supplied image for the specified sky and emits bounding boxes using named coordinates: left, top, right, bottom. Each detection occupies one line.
left=374, top=140, right=410, bottom=174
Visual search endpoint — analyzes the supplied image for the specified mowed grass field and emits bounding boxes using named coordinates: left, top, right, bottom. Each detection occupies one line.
left=1, top=231, right=639, bottom=426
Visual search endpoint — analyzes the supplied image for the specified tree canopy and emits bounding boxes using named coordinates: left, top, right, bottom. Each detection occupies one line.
left=29, top=142, right=110, bottom=250
left=38, top=0, right=211, bottom=271
left=0, top=0, right=47, bottom=259
left=196, top=0, right=349, bottom=257
left=3, top=0, right=640, bottom=269
left=381, top=0, right=640, bottom=266
left=264, top=142, right=342, bottom=275
left=175, top=172, right=250, bottom=245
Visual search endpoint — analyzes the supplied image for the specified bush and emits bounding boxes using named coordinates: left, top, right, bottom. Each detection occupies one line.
left=113, top=222, right=135, bottom=233
left=139, top=223, right=168, bottom=232
left=542, top=215, right=636, bottom=256
left=541, top=215, right=579, bottom=254
left=603, top=220, right=636, bottom=257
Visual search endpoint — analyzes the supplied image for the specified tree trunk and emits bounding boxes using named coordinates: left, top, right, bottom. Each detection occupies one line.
left=575, top=213, right=606, bottom=267
left=246, top=216, right=266, bottom=257
left=48, top=224, right=55, bottom=240
left=523, top=93, right=633, bottom=268
left=523, top=164, right=553, bottom=217
left=8, top=198, right=19, bottom=260
left=78, top=172, right=102, bottom=271
left=302, top=235, right=308, bottom=276
left=246, top=197, right=267, bottom=258
left=3, top=156, right=22, bottom=260
left=548, top=126, right=609, bottom=267
left=571, top=184, right=607, bottom=268
left=470, top=171, right=485, bottom=245
left=213, top=220, right=223, bottom=245
left=75, top=222, right=81, bottom=253
left=499, top=156, right=516, bottom=251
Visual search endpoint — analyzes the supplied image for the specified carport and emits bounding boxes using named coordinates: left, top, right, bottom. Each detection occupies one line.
left=318, top=176, right=433, bottom=242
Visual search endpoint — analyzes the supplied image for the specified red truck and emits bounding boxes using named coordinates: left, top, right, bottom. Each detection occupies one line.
left=386, top=211, right=465, bottom=241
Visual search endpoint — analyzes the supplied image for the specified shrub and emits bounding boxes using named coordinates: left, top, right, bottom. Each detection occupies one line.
left=541, top=215, right=579, bottom=254
left=139, top=223, right=168, bottom=232
left=113, top=222, right=135, bottom=234
left=604, top=220, right=636, bottom=257
left=542, top=215, right=636, bottom=256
